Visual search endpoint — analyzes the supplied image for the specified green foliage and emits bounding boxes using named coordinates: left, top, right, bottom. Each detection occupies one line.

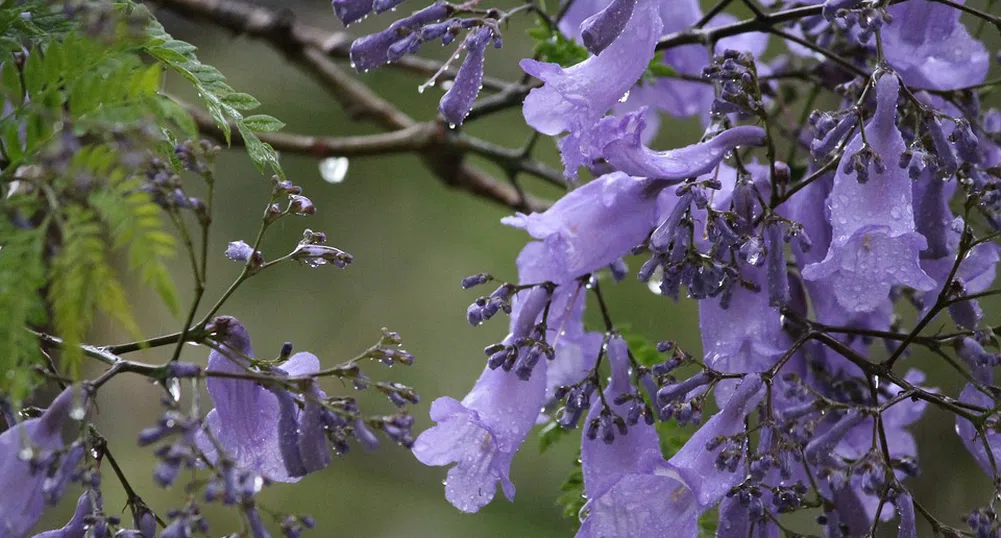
left=141, top=9, right=284, bottom=178
left=48, top=205, right=138, bottom=377
left=621, top=325, right=663, bottom=367
left=640, top=51, right=679, bottom=85
left=526, top=25, right=678, bottom=86
left=527, top=25, right=589, bottom=67
left=555, top=450, right=586, bottom=524
left=699, top=507, right=719, bottom=537
left=0, top=1, right=282, bottom=399
left=89, top=171, right=179, bottom=316
left=0, top=214, right=47, bottom=402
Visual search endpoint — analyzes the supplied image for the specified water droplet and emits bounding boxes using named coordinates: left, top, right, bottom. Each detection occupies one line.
left=167, top=378, right=181, bottom=402
left=441, top=80, right=454, bottom=91
left=69, top=406, right=85, bottom=420
left=319, top=157, right=349, bottom=184
left=618, top=90, right=630, bottom=103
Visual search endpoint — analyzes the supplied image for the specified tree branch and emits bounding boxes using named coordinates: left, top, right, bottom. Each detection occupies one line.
left=147, top=0, right=520, bottom=93
left=184, top=104, right=555, bottom=211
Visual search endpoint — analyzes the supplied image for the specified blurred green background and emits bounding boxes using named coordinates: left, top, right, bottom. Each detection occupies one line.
left=33, top=0, right=1001, bottom=536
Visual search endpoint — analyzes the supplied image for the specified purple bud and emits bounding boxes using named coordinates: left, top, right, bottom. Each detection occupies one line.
left=650, top=193, right=692, bottom=252
left=460, top=272, right=493, bottom=289
left=810, top=112, right=856, bottom=159
left=608, top=257, right=629, bottom=282
left=925, top=116, right=958, bottom=176
left=439, top=28, right=492, bottom=127
left=292, top=244, right=353, bottom=268
left=350, top=3, right=450, bottom=72
left=288, top=195, right=316, bottom=216
left=805, top=411, right=866, bottom=464
left=579, top=0, right=636, bottom=55
left=949, top=297, right=982, bottom=331
left=950, top=120, right=979, bottom=163
left=225, top=240, right=254, bottom=262
left=332, top=0, right=374, bottom=25
left=373, top=0, right=406, bottom=13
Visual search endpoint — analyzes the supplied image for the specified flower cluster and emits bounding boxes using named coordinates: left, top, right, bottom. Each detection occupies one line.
left=400, top=0, right=1001, bottom=534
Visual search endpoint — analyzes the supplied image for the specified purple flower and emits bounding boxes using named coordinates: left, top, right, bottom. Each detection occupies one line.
left=412, top=245, right=557, bottom=512
left=195, top=316, right=330, bottom=482
left=595, top=113, right=766, bottom=182
left=32, top=492, right=97, bottom=538
left=664, top=374, right=764, bottom=505
left=626, top=7, right=768, bottom=128
left=349, top=3, right=450, bottom=72
left=802, top=74, right=935, bottom=312
left=699, top=270, right=787, bottom=404
left=439, top=28, right=492, bottom=127
left=225, top=240, right=254, bottom=262
left=0, top=386, right=83, bottom=537
left=881, top=0, right=989, bottom=90
left=502, top=173, right=663, bottom=278
left=577, top=339, right=703, bottom=537
left=956, top=379, right=1001, bottom=477
left=897, top=491, right=917, bottom=538
left=520, top=0, right=662, bottom=177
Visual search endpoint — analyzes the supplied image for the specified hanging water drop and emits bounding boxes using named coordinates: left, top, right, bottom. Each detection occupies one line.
left=167, top=378, right=181, bottom=402
left=319, top=157, right=349, bottom=184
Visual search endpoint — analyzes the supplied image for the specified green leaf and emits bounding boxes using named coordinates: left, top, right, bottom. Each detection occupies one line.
left=640, top=52, right=680, bottom=86
left=236, top=120, right=281, bottom=175
left=528, top=24, right=589, bottom=68
left=539, top=419, right=569, bottom=452
left=241, top=114, right=285, bottom=132
left=141, top=16, right=285, bottom=178
left=621, top=326, right=663, bottom=367
left=698, top=507, right=719, bottom=537
left=556, top=450, right=586, bottom=528
left=220, top=92, right=262, bottom=111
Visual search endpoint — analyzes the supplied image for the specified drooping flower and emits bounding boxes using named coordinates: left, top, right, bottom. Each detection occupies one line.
left=439, top=27, right=493, bottom=127
left=592, top=111, right=767, bottom=180
left=956, top=377, right=1001, bottom=477
left=912, top=175, right=1000, bottom=328
left=802, top=73, right=935, bottom=313
left=412, top=243, right=562, bottom=512
left=502, top=173, right=662, bottom=278
left=881, top=0, right=989, bottom=90
left=32, top=492, right=98, bottom=538
left=195, top=316, right=330, bottom=483
left=577, top=337, right=702, bottom=537
left=0, top=385, right=84, bottom=537
left=698, top=269, right=787, bottom=405
left=664, top=374, right=764, bottom=505
left=520, top=0, right=662, bottom=177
